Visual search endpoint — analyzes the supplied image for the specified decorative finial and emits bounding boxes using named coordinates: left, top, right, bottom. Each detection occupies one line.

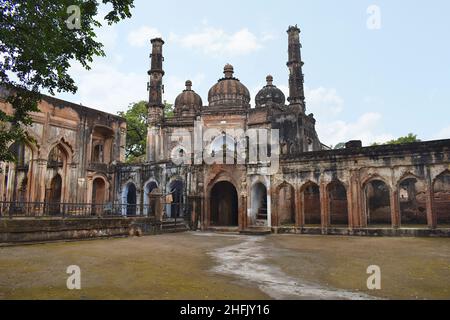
left=266, top=75, right=273, bottom=86
left=224, top=64, right=234, bottom=78
left=185, top=80, right=192, bottom=91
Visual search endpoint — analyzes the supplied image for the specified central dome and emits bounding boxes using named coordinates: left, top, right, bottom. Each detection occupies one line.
left=207, top=64, right=250, bottom=108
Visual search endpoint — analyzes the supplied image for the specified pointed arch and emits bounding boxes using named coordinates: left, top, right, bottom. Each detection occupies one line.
left=433, top=170, right=450, bottom=226
left=300, top=181, right=321, bottom=226
left=364, top=178, right=392, bottom=227
left=276, top=181, right=296, bottom=226
left=327, top=180, right=349, bottom=226
left=397, top=174, right=427, bottom=226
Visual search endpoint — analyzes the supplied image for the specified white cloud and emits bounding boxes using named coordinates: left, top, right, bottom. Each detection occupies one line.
left=50, top=24, right=148, bottom=114
left=303, top=87, right=393, bottom=146
left=170, top=27, right=267, bottom=57
left=305, top=87, right=344, bottom=116
left=164, top=73, right=206, bottom=105
left=66, top=62, right=147, bottom=114
left=317, top=113, right=394, bottom=147
left=127, top=26, right=162, bottom=47
left=433, top=126, right=450, bottom=140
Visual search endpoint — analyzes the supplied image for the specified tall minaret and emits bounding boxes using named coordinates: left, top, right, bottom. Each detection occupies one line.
left=286, top=25, right=306, bottom=112
left=147, top=38, right=165, bottom=162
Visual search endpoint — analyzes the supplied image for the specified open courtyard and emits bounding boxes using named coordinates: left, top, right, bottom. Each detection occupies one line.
left=0, top=232, right=449, bottom=300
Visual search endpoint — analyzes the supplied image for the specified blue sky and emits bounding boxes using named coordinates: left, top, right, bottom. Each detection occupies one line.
left=57, top=0, right=450, bottom=146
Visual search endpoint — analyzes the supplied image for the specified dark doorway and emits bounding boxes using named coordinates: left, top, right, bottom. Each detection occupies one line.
left=328, top=181, right=349, bottom=226
left=278, top=183, right=296, bottom=226
left=126, top=183, right=137, bottom=216
left=92, top=178, right=106, bottom=215
left=210, top=181, right=238, bottom=226
left=169, top=180, right=183, bottom=218
left=145, top=181, right=158, bottom=216
left=365, top=180, right=391, bottom=226
left=47, top=174, right=62, bottom=215
left=433, top=172, right=450, bottom=226
left=399, top=178, right=427, bottom=225
left=303, top=183, right=321, bottom=225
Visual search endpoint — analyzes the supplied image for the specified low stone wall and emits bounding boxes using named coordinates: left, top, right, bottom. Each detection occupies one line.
left=273, top=226, right=450, bottom=237
left=0, top=217, right=162, bottom=243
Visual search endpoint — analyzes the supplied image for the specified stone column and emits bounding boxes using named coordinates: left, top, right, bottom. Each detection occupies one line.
left=320, top=182, right=329, bottom=231
left=425, top=186, right=436, bottom=229
left=390, top=189, right=400, bottom=228
left=295, top=186, right=303, bottom=228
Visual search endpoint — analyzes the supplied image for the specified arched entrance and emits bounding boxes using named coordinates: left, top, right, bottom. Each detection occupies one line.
left=144, top=180, right=158, bottom=216
left=433, top=171, right=450, bottom=227
left=92, top=178, right=106, bottom=204
left=277, top=183, right=295, bottom=226
left=169, top=179, right=183, bottom=218
left=399, top=177, right=427, bottom=226
left=92, top=178, right=106, bottom=215
left=251, top=182, right=267, bottom=226
left=210, top=181, right=238, bottom=226
left=302, top=183, right=321, bottom=226
left=122, top=183, right=137, bottom=216
left=364, top=179, right=391, bottom=227
left=328, top=181, right=349, bottom=226
left=47, top=174, right=62, bottom=215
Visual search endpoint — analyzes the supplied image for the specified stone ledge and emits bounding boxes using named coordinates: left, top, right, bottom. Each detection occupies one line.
left=273, top=226, right=450, bottom=237
left=0, top=217, right=162, bottom=243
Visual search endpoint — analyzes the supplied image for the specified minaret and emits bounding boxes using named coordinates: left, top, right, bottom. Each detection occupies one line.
left=148, top=38, right=165, bottom=123
left=286, top=25, right=306, bottom=112
left=147, top=38, right=165, bottom=162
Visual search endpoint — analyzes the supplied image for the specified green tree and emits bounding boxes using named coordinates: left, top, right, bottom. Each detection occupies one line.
left=119, top=101, right=174, bottom=163
left=164, top=101, right=174, bottom=118
left=118, top=101, right=147, bottom=163
left=372, top=133, right=421, bottom=146
left=0, top=0, right=134, bottom=162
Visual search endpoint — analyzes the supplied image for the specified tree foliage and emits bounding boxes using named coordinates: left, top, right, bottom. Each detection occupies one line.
left=0, top=0, right=134, bottom=162
left=118, top=101, right=147, bottom=163
left=372, top=133, right=421, bottom=146
left=119, top=101, right=174, bottom=163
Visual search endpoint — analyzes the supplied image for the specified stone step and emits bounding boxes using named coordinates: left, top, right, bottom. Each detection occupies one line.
left=240, top=226, right=272, bottom=236
left=161, top=221, right=189, bottom=233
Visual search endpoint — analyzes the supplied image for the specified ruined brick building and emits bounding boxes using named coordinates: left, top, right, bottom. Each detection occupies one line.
left=1, top=25, right=450, bottom=236
left=114, top=25, right=450, bottom=234
left=0, top=91, right=126, bottom=209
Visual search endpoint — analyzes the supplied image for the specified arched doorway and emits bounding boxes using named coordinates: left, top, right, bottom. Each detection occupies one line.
left=433, top=171, right=450, bottom=227
left=46, top=144, right=68, bottom=206
left=302, top=183, right=321, bottom=226
left=47, top=174, right=62, bottom=215
left=328, top=181, right=349, bottom=226
left=365, top=179, right=391, bottom=227
left=399, top=177, right=427, bottom=226
left=92, top=178, right=106, bottom=215
left=210, top=181, right=238, bottom=226
left=144, top=181, right=158, bottom=216
left=169, top=179, right=183, bottom=218
left=278, top=183, right=295, bottom=226
left=123, top=183, right=137, bottom=216
left=251, top=182, right=267, bottom=226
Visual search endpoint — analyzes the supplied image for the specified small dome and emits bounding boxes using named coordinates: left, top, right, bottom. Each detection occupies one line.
left=208, top=64, right=250, bottom=108
left=174, top=80, right=203, bottom=116
left=255, top=75, right=286, bottom=108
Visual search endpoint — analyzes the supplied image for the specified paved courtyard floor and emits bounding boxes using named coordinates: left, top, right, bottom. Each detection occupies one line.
left=0, top=232, right=449, bottom=300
